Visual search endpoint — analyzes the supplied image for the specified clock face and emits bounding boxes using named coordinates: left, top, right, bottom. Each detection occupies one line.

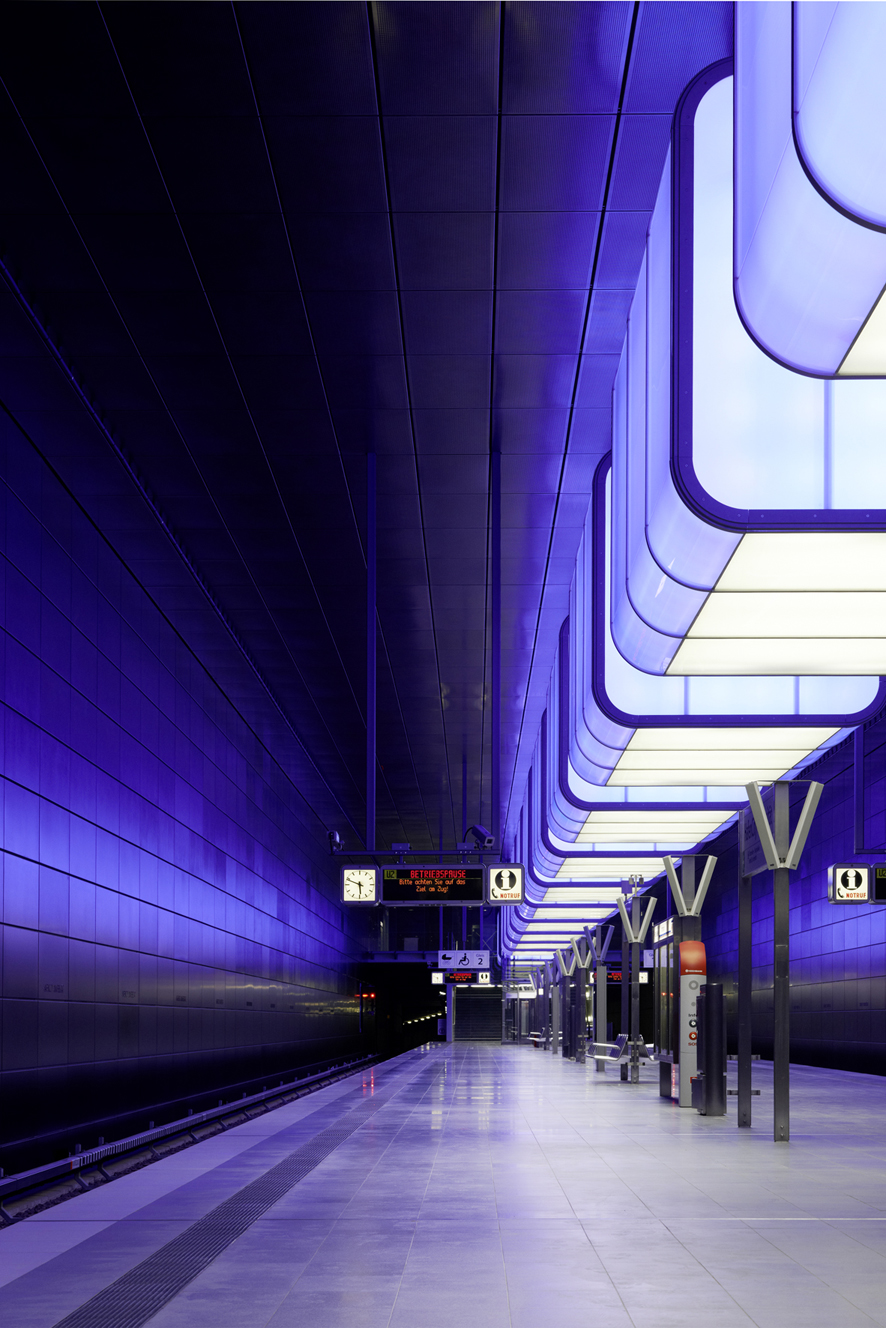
left=342, top=868, right=377, bottom=902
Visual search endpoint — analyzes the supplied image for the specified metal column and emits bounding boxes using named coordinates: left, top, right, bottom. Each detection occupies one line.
left=737, top=869, right=753, bottom=1128
left=620, top=925, right=629, bottom=1080
left=596, top=963, right=607, bottom=1071
left=773, top=782, right=791, bottom=1143
left=446, top=984, right=454, bottom=1043
left=491, top=448, right=500, bottom=849
left=365, top=449, right=376, bottom=852
left=630, top=894, right=641, bottom=1083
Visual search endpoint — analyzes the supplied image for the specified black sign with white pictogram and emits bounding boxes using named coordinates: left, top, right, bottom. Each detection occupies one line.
left=486, top=863, right=524, bottom=904
left=828, top=863, right=870, bottom=904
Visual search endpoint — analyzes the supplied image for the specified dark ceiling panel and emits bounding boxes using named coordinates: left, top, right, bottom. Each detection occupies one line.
left=594, top=211, right=653, bottom=290
left=494, top=409, right=569, bottom=454
left=374, top=2, right=500, bottom=115
left=497, top=211, right=600, bottom=290
left=262, top=117, right=388, bottom=214
left=102, top=4, right=257, bottom=118
left=582, top=290, right=635, bottom=353
left=408, top=356, right=489, bottom=409
left=503, top=2, right=632, bottom=114
left=493, top=355, right=577, bottom=409
left=401, top=291, right=492, bottom=357
left=320, top=357, right=408, bottom=412
left=302, top=291, right=404, bottom=357
left=237, top=4, right=377, bottom=116
left=384, top=117, right=498, bottom=212
left=500, top=115, right=612, bottom=212
left=494, top=290, right=586, bottom=355
left=625, top=2, right=733, bottom=112
left=574, top=355, right=621, bottom=408
left=284, top=214, right=396, bottom=292
left=412, top=409, right=489, bottom=455
left=608, top=115, right=674, bottom=211
left=393, top=213, right=494, bottom=291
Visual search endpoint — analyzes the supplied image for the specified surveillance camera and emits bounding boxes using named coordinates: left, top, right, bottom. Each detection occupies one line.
left=328, top=830, right=342, bottom=854
left=468, top=824, right=495, bottom=850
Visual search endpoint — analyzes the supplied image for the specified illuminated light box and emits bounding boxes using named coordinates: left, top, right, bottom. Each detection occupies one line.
left=607, top=60, right=886, bottom=678
left=381, top=866, right=484, bottom=905
left=562, top=463, right=881, bottom=794
left=735, top=3, right=886, bottom=376
left=794, top=3, right=886, bottom=231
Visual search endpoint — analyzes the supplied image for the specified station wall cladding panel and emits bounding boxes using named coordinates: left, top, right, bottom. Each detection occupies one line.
left=687, top=717, right=886, bottom=1077
left=0, top=408, right=376, bottom=1173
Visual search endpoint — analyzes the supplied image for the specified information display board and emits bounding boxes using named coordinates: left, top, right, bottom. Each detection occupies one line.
left=874, top=865, right=886, bottom=903
left=381, top=865, right=485, bottom=905
left=445, top=970, right=477, bottom=984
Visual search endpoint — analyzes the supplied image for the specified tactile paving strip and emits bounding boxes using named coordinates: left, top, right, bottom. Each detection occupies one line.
left=50, top=1063, right=438, bottom=1328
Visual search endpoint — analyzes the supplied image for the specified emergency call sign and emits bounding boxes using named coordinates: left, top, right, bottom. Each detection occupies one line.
left=828, top=864, right=870, bottom=904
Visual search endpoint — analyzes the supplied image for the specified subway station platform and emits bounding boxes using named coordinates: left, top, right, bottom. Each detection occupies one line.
left=3, top=1043, right=886, bottom=1328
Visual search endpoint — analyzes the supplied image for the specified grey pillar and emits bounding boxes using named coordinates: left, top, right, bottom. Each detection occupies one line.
left=620, top=923, right=629, bottom=1080
left=737, top=869, right=753, bottom=1128
left=595, top=964, right=607, bottom=1071
left=773, top=782, right=791, bottom=1142
left=630, top=894, right=642, bottom=1082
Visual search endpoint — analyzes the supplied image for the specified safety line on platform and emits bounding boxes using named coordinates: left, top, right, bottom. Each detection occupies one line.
left=49, top=1054, right=444, bottom=1328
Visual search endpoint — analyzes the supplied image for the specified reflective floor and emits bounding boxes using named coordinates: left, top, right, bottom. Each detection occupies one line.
left=4, top=1043, right=886, bottom=1327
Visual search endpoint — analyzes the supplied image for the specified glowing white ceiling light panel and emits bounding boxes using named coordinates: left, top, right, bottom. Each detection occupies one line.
left=605, top=63, right=886, bottom=679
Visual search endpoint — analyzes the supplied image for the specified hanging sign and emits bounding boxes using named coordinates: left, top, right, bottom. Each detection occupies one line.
left=486, top=864, right=525, bottom=904
left=740, top=794, right=773, bottom=877
left=873, top=865, right=886, bottom=903
left=828, top=864, right=870, bottom=903
left=382, top=866, right=485, bottom=905
left=438, top=949, right=489, bottom=969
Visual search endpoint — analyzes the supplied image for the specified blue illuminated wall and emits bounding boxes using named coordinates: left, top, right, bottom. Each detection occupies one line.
left=699, top=719, right=886, bottom=1075
left=0, top=410, right=372, bottom=1170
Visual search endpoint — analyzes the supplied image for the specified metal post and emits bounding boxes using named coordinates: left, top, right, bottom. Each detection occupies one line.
left=737, top=869, right=753, bottom=1128
left=630, top=893, right=641, bottom=1083
left=682, top=856, right=696, bottom=912
left=491, top=448, right=501, bottom=849
left=854, top=726, right=866, bottom=853
left=551, top=979, right=560, bottom=1055
left=620, top=923, right=629, bottom=1080
left=596, top=963, right=607, bottom=1071
left=773, top=782, right=791, bottom=1142
left=446, top=984, right=454, bottom=1043
left=366, top=450, right=376, bottom=852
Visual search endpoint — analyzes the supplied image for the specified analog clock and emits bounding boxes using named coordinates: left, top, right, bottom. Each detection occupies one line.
left=341, top=867, right=378, bottom=903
